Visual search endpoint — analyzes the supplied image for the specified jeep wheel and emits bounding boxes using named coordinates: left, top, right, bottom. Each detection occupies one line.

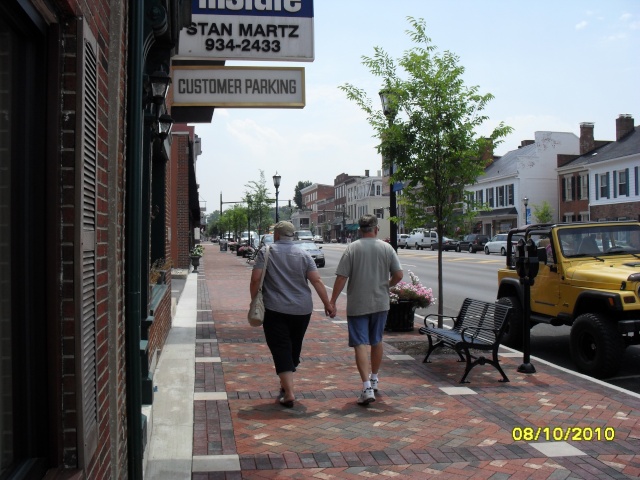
left=570, top=313, right=624, bottom=379
left=497, top=296, right=523, bottom=349
left=468, top=245, right=474, bottom=253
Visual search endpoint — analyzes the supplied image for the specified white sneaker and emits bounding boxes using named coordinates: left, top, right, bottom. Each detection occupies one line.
left=369, top=377, right=378, bottom=392
left=357, top=387, right=375, bottom=405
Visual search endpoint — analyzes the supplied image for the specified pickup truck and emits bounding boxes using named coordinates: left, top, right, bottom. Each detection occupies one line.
left=496, top=221, right=640, bottom=379
left=406, top=229, right=438, bottom=250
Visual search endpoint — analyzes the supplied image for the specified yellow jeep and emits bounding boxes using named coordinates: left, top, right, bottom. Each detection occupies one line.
left=497, top=221, right=640, bottom=378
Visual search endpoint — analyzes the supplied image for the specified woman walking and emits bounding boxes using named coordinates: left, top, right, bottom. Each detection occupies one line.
left=250, top=221, right=335, bottom=407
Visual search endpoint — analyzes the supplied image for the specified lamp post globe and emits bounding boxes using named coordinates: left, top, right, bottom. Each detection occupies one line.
left=272, top=172, right=281, bottom=222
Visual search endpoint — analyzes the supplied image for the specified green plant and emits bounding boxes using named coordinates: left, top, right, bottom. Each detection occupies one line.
left=190, top=244, right=205, bottom=257
left=389, top=271, right=435, bottom=308
left=149, top=257, right=173, bottom=284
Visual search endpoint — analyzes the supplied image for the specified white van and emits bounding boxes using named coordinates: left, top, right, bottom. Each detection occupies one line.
left=406, top=229, right=438, bottom=250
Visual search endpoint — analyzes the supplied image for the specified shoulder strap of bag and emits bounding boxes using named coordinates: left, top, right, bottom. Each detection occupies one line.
left=257, top=245, right=270, bottom=291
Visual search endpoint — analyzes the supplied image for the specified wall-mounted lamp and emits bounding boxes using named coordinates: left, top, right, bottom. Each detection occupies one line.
left=144, top=70, right=174, bottom=140
left=157, top=113, right=174, bottom=141
left=523, top=197, right=529, bottom=225
left=148, top=70, right=171, bottom=105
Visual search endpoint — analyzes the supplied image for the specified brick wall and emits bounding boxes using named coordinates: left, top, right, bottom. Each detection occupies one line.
left=147, top=287, right=172, bottom=365
left=591, top=202, right=640, bottom=221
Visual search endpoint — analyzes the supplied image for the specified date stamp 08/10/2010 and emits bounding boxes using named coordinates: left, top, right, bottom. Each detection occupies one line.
left=512, top=427, right=616, bottom=442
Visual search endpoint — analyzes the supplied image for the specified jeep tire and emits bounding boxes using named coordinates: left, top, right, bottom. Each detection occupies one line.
left=570, top=313, right=624, bottom=379
left=497, top=296, right=523, bottom=350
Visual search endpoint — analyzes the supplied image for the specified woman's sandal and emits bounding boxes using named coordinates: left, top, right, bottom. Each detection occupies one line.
left=279, top=397, right=294, bottom=408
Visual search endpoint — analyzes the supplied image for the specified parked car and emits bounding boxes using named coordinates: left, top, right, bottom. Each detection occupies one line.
left=439, top=236, right=459, bottom=251
left=293, top=230, right=314, bottom=241
left=457, top=234, right=489, bottom=253
left=485, top=233, right=524, bottom=255
left=293, top=240, right=325, bottom=267
left=397, top=234, right=410, bottom=248
left=313, top=235, right=324, bottom=243
left=259, top=234, right=274, bottom=247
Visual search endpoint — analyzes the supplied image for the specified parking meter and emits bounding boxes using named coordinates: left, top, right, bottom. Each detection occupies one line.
left=514, top=237, right=538, bottom=374
left=515, top=238, right=539, bottom=285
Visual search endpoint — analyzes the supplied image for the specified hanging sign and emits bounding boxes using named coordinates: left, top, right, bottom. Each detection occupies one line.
left=178, top=0, right=314, bottom=61
left=172, top=66, right=305, bottom=108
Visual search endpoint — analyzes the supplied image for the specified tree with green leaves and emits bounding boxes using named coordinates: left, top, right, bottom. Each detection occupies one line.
left=340, top=17, right=512, bottom=320
left=245, top=171, right=274, bottom=235
left=294, top=181, right=311, bottom=210
left=533, top=200, right=554, bottom=224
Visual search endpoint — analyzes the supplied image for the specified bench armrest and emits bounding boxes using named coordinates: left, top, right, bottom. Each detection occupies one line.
left=459, top=326, right=500, bottom=343
left=424, top=313, right=456, bottom=328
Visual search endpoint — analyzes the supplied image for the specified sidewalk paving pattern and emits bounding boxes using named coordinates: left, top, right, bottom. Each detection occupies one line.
left=146, top=245, right=640, bottom=479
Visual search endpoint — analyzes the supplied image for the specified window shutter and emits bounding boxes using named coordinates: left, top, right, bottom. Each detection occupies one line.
left=613, top=171, right=617, bottom=198
left=75, top=20, right=98, bottom=465
left=576, top=176, right=581, bottom=200
left=606, top=172, right=610, bottom=198
left=571, top=176, right=576, bottom=200
left=562, top=178, right=566, bottom=201
left=595, top=175, right=599, bottom=200
left=626, top=168, right=630, bottom=196
left=635, top=167, right=639, bottom=195
left=586, top=175, right=589, bottom=199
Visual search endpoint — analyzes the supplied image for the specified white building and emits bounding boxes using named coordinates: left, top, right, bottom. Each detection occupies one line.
left=345, top=171, right=390, bottom=239
left=467, top=131, right=579, bottom=235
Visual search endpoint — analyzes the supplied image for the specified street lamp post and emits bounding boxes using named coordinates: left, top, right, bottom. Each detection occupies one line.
left=273, top=172, right=281, bottom=223
left=523, top=197, right=529, bottom=225
left=247, top=196, right=252, bottom=244
left=380, top=89, right=398, bottom=252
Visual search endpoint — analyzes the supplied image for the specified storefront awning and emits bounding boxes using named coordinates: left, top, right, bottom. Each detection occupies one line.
left=345, top=224, right=359, bottom=231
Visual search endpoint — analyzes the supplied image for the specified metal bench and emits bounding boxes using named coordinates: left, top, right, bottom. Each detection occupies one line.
left=418, top=298, right=512, bottom=383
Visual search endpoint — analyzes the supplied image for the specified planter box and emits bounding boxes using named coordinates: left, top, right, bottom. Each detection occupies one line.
left=385, top=301, right=417, bottom=332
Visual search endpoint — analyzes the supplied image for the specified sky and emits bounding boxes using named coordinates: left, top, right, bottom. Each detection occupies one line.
left=187, top=0, right=640, bottom=214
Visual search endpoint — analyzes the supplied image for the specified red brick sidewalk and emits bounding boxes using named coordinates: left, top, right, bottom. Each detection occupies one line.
left=192, top=246, right=640, bottom=479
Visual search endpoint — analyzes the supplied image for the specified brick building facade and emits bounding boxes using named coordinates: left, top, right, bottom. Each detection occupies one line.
left=1, top=0, right=191, bottom=478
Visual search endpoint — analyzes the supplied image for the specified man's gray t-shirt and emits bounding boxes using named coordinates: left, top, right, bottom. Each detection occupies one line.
left=335, top=238, right=402, bottom=316
left=253, top=240, right=317, bottom=315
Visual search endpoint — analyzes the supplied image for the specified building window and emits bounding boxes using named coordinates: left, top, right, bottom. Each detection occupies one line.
left=564, top=176, right=573, bottom=201
left=618, top=169, right=628, bottom=197
left=599, top=173, right=609, bottom=199
left=486, top=188, right=494, bottom=208
left=376, top=184, right=381, bottom=196
left=506, top=184, right=514, bottom=205
left=496, top=186, right=505, bottom=207
left=475, top=189, right=483, bottom=205
left=579, top=174, right=588, bottom=200
left=579, top=212, right=590, bottom=221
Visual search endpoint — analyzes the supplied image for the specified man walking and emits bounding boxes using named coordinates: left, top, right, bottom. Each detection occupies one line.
left=330, top=214, right=403, bottom=405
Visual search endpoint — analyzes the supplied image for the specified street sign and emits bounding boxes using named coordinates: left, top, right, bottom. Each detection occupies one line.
left=172, top=66, right=305, bottom=108
left=178, top=0, right=314, bottom=61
